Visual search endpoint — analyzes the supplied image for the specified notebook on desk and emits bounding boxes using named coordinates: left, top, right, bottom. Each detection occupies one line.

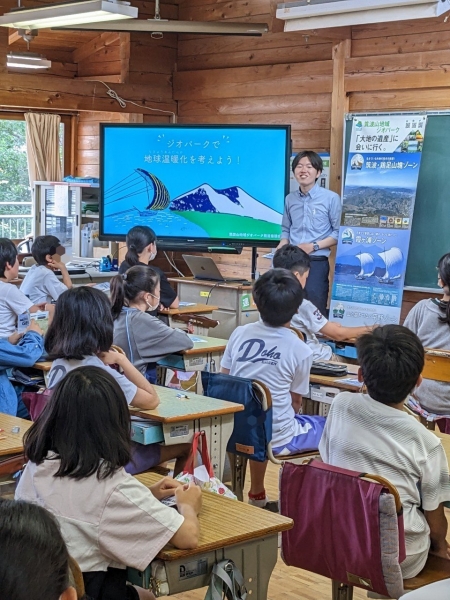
left=182, top=255, right=249, bottom=283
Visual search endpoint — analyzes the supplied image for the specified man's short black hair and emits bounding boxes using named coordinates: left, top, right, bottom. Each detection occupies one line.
left=253, top=268, right=304, bottom=327
left=273, top=244, right=311, bottom=275
left=356, top=325, right=424, bottom=405
left=292, top=150, right=323, bottom=174
left=0, top=238, right=17, bottom=278
left=31, top=235, right=61, bottom=266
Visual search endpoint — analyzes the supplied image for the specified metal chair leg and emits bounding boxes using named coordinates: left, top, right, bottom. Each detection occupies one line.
left=332, top=581, right=354, bottom=600
left=228, top=452, right=248, bottom=502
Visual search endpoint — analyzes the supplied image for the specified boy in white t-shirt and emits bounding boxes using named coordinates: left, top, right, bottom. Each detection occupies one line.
left=0, top=238, right=44, bottom=339
left=221, top=268, right=325, bottom=509
left=273, top=244, right=373, bottom=361
left=320, top=325, right=450, bottom=579
left=20, top=235, right=72, bottom=305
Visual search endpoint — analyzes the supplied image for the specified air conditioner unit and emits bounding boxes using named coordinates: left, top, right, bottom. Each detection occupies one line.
left=276, top=0, right=450, bottom=32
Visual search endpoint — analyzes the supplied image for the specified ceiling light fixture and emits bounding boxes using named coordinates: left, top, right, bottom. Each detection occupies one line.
left=0, top=0, right=138, bottom=30
left=7, top=51, right=52, bottom=69
left=56, top=0, right=268, bottom=36
left=276, top=0, right=450, bottom=31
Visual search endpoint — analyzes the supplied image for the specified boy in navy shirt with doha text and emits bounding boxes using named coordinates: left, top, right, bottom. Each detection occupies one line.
left=221, top=269, right=325, bottom=509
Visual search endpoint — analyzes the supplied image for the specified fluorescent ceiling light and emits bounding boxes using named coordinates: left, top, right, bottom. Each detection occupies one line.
left=56, top=18, right=269, bottom=35
left=0, top=0, right=137, bottom=30
left=7, top=52, right=52, bottom=69
left=276, top=0, right=450, bottom=31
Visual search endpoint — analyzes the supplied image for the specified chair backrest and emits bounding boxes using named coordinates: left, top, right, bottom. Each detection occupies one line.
left=201, top=371, right=272, bottom=462
left=68, top=556, right=86, bottom=599
left=423, top=348, right=450, bottom=383
left=289, top=326, right=305, bottom=342
left=0, top=454, right=26, bottom=477
left=280, top=460, right=406, bottom=600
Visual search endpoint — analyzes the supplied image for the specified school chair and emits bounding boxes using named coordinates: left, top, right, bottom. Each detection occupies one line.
left=279, top=460, right=450, bottom=600
left=201, top=371, right=320, bottom=501
left=409, top=348, right=450, bottom=431
left=0, top=454, right=25, bottom=498
left=68, top=556, right=86, bottom=600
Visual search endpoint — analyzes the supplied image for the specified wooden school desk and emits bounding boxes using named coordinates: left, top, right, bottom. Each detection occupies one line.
left=128, top=472, right=293, bottom=599
left=33, top=360, right=52, bottom=387
left=159, top=303, right=219, bottom=337
left=132, top=385, right=243, bottom=479
left=168, top=277, right=258, bottom=339
left=309, top=361, right=361, bottom=393
left=157, top=334, right=228, bottom=393
left=0, top=413, right=33, bottom=458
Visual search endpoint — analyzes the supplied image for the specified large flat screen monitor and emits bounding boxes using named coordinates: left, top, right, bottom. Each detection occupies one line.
left=100, top=124, right=291, bottom=250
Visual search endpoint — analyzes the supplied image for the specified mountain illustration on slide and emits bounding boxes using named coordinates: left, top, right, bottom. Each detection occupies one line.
left=170, top=183, right=281, bottom=223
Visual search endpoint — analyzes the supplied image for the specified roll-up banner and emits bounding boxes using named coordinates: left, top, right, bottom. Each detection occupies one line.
left=330, top=114, right=427, bottom=327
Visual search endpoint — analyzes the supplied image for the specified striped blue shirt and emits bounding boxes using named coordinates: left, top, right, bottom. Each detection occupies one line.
left=281, top=183, right=342, bottom=257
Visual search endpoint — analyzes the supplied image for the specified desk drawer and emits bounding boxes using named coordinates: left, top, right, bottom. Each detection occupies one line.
left=178, top=283, right=246, bottom=312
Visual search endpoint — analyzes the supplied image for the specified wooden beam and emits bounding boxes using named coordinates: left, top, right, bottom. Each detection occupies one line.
left=329, top=38, right=351, bottom=196
left=72, top=32, right=119, bottom=64
left=0, top=73, right=176, bottom=113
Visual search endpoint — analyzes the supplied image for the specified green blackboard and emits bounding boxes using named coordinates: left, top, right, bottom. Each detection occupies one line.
left=344, top=114, right=450, bottom=290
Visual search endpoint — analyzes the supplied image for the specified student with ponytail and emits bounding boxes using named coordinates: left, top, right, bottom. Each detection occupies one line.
left=119, top=225, right=179, bottom=315
left=404, top=252, right=450, bottom=415
left=111, top=266, right=193, bottom=384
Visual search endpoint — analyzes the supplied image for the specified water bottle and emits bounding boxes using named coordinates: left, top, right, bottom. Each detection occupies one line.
left=99, top=256, right=111, bottom=272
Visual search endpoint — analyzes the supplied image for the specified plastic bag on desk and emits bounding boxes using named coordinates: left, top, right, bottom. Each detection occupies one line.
left=176, top=431, right=236, bottom=500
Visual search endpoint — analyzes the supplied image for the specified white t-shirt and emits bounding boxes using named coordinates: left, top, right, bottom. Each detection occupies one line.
left=15, top=456, right=184, bottom=572
left=20, top=264, right=68, bottom=304
left=0, top=280, right=33, bottom=338
left=221, top=320, right=313, bottom=448
left=319, top=392, right=450, bottom=577
left=48, top=355, right=137, bottom=405
left=291, top=299, right=332, bottom=361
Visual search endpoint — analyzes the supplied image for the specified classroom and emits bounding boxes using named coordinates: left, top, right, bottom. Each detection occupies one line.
left=1, top=1, right=450, bottom=599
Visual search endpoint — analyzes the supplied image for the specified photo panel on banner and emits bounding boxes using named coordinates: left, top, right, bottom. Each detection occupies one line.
left=330, top=115, right=427, bottom=327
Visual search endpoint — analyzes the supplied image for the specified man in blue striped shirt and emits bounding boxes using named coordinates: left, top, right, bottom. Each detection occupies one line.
left=279, top=151, right=342, bottom=315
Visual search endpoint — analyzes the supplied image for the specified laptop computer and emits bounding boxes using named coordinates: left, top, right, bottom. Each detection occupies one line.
left=182, top=255, right=249, bottom=283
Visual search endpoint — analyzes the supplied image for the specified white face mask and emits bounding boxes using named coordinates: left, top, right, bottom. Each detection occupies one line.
left=149, top=251, right=157, bottom=262
left=145, top=292, right=159, bottom=311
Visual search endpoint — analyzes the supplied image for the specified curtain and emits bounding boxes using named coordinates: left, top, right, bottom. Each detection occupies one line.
left=25, top=112, right=62, bottom=183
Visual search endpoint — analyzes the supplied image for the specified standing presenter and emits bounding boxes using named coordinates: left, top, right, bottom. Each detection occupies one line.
left=278, top=151, right=342, bottom=316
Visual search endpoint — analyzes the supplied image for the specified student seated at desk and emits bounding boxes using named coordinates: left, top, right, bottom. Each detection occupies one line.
left=111, top=266, right=193, bottom=384
left=404, top=252, right=450, bottom=419
left=20, top=236, right=72, bottom=305
left=273, top=244, right=373, bottom=361
left=221, top=269, right=325, bottom=509
left=319, top=325, right=450, bottom=579
left=0, top=319, right=44, bottom=417
left=119, top=225, right=179, bottom=316
left=16, top=367, right=202, bottom=600
left=0, top=499, right=77, bottom=600
left=45, top=286, right=190, bottom=476
left=0, top=238, right=44, bottom=338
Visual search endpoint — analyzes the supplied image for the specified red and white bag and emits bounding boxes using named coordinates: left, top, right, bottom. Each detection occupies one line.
left=176, top=431, right=236, bottom=500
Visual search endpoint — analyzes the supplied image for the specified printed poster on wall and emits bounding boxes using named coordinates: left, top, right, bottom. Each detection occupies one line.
left=329, top=114, right=427, bottom=327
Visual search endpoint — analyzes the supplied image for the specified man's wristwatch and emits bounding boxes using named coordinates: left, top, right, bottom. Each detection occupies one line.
left=312, top=242, right=320, bottom=252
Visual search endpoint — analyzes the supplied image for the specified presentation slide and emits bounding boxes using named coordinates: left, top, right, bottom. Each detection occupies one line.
left=101, top=125, right=289, bottom=243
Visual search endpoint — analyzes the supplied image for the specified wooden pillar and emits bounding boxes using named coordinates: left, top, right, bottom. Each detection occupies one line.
left=329, top=38, right=351, bottom=196
left=328, top=38, right=351, bottom=308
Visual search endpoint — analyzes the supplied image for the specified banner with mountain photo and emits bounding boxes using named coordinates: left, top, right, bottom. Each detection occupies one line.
left=329, top=114, right=427, bottom=327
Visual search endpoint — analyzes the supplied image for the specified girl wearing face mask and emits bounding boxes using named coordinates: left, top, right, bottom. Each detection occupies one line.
left=119, top=225, right=179, bottom=315
left=404, top=252, right=450, bottom=423
left=111, top=266, right=193, bottom=384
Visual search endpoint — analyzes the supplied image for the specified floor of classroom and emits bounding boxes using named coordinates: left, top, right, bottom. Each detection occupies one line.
left=172, top=460, right=450, bottom=600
